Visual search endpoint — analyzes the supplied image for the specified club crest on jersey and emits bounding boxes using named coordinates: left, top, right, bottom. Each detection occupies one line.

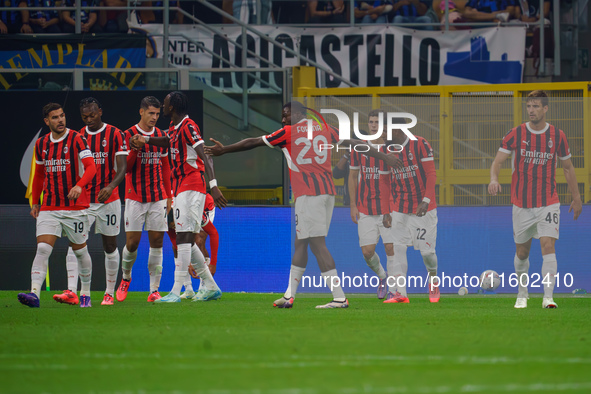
left=408, top=152, right=414, bottom=160
left=102, top=139, right=107, bottom=147
left=548, top=138, right=553, bottom=148
left=63, top=146, right=68, bottom=154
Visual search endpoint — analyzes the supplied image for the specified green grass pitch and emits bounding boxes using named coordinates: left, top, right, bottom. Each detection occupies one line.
left=1, top=291, right=590, bottom=393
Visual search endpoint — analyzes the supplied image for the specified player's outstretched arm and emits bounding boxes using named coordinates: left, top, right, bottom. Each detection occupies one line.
left=340, top=139, right=403, bottom=169
left=562, top=158, right=582, bottom=220
left=488, top=150, right=510, bottom=195
left=205, top=137, right=266, bottom=156
left=130, top=134, right=170, bottom=150
left=195, top=144, right=228, bottom=209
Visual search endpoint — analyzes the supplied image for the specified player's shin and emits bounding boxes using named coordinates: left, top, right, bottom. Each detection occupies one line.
left=121, top=246, right=137, bottom=280
left=514, top=254, right=530, bottom=297
left=284, top=265, right=306, bottom=299
left=148, top=247, right=163, bottom=293
left=74, top=246, right=92, bottom=296
left=66, top=247, right=78, bottom=293
left=31, top=243, right=53, bottom=297
left=172, top=244, right=191, bottom=295
left=421, top=251, right=438, bottom=277
left=393, top=246, right=409, bottom=296
left=105, top=249, right=120, bottom=295
left=386, top=255, right=396, bottom=293
left=541, top=253, right=557, bottom=298
left=321, top=269, right=346, bottom=301
left=190, top=244, right=219, bottom=291
left=365, top=252, right=387, bottom=279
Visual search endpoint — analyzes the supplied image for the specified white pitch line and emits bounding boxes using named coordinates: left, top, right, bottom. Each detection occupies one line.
left=1, top=353, right=590, bottom=366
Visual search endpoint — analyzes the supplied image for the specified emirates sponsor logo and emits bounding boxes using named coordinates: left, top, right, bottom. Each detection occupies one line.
left=521, top=149, right=553, bottom=165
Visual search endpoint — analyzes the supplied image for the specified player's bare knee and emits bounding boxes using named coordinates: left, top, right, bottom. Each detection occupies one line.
left=515, top=249, right=529, bottom=261
left=384, top=244, right=394, bottom=256
left=102, top=236, right=118, bottom=254
left=540, top=237, right=556, bottom=255
left=361, top=245, right=376, bottom=260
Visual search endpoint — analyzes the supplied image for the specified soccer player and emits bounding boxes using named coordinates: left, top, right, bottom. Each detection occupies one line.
left=180, top=192, right=220, bottom=298
left=54, top=97, right=127, bottom=306
left=488, top=90, right=582, bottom=309
left=115, top=96, right=172, bottom=303
left=206, top=102, right=352, bottom=309
left=130, top=91, right=226, bottom=303
left=382, top=117, right=439, bottom=304
left=18, top=103, right=96, bottom=308
left=348, top=110, right=392, bottom=299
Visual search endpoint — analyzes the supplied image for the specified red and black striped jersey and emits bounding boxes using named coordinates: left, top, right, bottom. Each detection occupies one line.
left=499, top=122, right=571, bottom=208
left=387, top=136, right=437, bottom=214
left=350, top=144, right=391, bottom=216
left=79, top=123, right=127, bottom=204
left=123, top=124, right=169, bottom=203
left=34, top=129, right=93, bottom=211
left=168, top=116, right=206, bottom=196
left=263, top=119, right=338, bottom=199
left=202, top=193, right=215, bottom=222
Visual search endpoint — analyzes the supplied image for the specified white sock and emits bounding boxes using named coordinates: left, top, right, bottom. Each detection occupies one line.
left=393, top=246, right=408, bottom=297
left=542, top=253, right=557, bottom=298
left=74, top=246, right=92, bottom=296
left=121, top=246, right=137, bottom=281
left=321, top=269, right=346, bottom=301
left=284, top=265, right=306, bottom=299
left=514, top=254, right=530, bottom=297
left=172, top=244, right=191, bottom=295
left=148, top=247, right=163, bottom=293
left=386, top=255, right=396, bottom=293
left=31, top=243, right=53, bottom=297
left=190, top=244, right=219, bottom=291
left=364, top=252, right=387, bottom=279
left=66, top=247, right=78, bottom=293
left=422, top=251, right=438, bottom=276
left=182, top=270, right=193, bottom=290
left=105, top=249, right=119, bottom=295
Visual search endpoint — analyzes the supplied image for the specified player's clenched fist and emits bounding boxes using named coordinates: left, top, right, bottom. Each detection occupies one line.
left=130, top=134, right=146, bottom=150
left=67, top=185, right=82, bottom=200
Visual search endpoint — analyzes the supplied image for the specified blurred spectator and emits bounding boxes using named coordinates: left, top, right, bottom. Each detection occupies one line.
left=332, top=153, right=350, bottom=207
left=354, top=1, right=391, bottom=24
left=62, top=0, right=102, bottom=33
left=516, top=0, right=550, bottom=23
left=29, top=0, right=60, bottom=33
left=437, top=0, right=467, bottom=29
left=273, top=1, right=307, bottom=23
left=100, top=0, right=128, bottom=32
left=463, top=0, right=510, bottom=22
left=391, top=0, right=434, bottom=29
left=307, top=0, right=346, bottom=23
left=233, top=0, right=272, bottom=24
left=1, top=0, right=33, bottom=33
left=137, top=0, right=183, bottom=24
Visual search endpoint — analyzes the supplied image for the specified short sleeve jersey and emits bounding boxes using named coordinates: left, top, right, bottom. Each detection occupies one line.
left=350, top=144, right=391, bottom=216
left=168, top=116, right=206, bottom=196
left=388, top=136, right=436, bottom=214
left=499, top=122, right=570, bottom=208
left=34, top=129, right=93, bottom=211
left=262, top=119, right=339, bottom=200
left=123, top=124, right=169, bottom=203
left=80, top=123, right=127, bottom=204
